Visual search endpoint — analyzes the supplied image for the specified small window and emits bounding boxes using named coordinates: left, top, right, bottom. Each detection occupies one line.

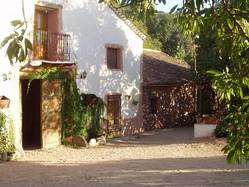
left=107, top=48, right=118, bottom=69
left=106, top=45, right=122, bottom=70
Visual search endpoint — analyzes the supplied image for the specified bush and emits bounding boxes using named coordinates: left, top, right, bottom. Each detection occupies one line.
left=60, top=74, right=105, bottom=141
left=215, top=122, right=228, bottom=138
left=0, top=112, right=15, bottom=153
left=0, top=112, right=8, bottom=152
left=85, top=95, right=105, bottom=139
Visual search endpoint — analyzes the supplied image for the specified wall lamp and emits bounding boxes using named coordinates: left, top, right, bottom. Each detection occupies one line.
left=77, top=70, right=87, bottom=79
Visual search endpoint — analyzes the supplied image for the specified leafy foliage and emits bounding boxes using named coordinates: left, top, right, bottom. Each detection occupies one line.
left=100, top=0, right=249, bottom=164
left=0, top=112, right=15, bottom=153
left=120, top=6, right=194, bottom=62
left=195, top=24, right=227, bottom=84
left=221, top=103, right=249, bottom=164
left=28, top=68, right=105, bottom=140
left=179, top=0, right=249, bottom=164
left=145, top=13, right=193, bottom=62
left=215, top=122, right=228, bottom=138
left=0, top=20, right=32, bottom=64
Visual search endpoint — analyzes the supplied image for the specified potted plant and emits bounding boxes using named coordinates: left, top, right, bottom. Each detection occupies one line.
left=0, top=96, right=10, bottom=109
left=202, top=114, right=219, bottom=124
left=0, top=112, right=8, bottom=161
left=0, top=112, right=15, bottom=162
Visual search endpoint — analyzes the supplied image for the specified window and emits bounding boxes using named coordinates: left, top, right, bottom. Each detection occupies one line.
left=107, top=94, right=121, bottom=127
left=107, top=48, right=118, bottom=69
left=106, top=44, right=123, bottom=70
left=35, top=9, right=48, bottom=31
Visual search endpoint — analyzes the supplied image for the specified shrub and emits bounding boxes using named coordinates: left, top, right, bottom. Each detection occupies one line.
left=0, top=112, right=15, bottom=153
left=215, top=122, right=228, bottom=138
left=0, top=112, right=8, bottom=152
left=82, top=94, right=105, bottom=139
left=60, top=74, right=105, bottom=141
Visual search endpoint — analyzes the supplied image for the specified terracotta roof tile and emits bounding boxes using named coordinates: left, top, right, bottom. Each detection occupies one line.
left=143, top=49, right=193, bottom=85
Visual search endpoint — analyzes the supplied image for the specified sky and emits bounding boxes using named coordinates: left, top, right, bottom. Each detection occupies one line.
left=156, top=0, right=183, bottom=13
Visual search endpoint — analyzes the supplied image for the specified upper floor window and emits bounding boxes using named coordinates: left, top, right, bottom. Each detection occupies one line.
left=35, top=9, right=48, bottom=31
left=105, top=44, right=123, bottom=70
left=33, top=5, right=71, bottom=62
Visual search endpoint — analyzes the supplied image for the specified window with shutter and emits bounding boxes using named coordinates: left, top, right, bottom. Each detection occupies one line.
left=106, top=44, right=123, bottom=70
left=107, top=48, right=118, bottom=69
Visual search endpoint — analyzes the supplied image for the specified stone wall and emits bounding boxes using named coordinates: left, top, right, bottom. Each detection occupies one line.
left=143, top=83, right=195, bottom=130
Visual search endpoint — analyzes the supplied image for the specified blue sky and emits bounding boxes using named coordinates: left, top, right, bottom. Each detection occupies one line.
left=156, top=0, right=183, bottom=12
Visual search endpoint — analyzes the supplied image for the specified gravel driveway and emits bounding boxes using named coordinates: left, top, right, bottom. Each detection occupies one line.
left=0, top=127, right=248, bottom=187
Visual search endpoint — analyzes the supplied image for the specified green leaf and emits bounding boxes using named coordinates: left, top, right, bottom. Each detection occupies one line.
left=207, top=70, right=221, bottom=75
left=10, top=20, right=24, bottom=28
left=0, top=34, right=16, bottom=48
left=169, top=5, right=178, bottom=14
left=25, top=39, right=32, bottom=50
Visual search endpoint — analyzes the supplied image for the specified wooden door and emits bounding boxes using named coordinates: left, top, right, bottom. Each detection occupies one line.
left=34, top=9, right=48, bottom=59
left=34, top=10, right=48, bottom=31
left=41, top=80, right=62, bottom=148
left=107, top=95, right=121, bottom=131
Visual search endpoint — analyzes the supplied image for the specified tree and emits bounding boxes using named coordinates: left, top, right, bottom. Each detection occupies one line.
left=120, top=6, right=194, bottom=63
left=0, top=0, right=32, bottom=65
left=100, top=0, right=249, bottom=164
left=145, top=13, right=193, bottom=62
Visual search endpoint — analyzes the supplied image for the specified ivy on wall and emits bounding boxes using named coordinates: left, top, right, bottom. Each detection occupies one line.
left=28, top=67, right=105, bottom=141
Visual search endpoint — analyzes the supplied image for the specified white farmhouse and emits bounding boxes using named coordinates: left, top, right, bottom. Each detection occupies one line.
left=0, top=0, right=144, bottom=152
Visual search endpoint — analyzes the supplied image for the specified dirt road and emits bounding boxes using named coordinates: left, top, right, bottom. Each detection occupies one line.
left=0, top=127, right=248, bottom=187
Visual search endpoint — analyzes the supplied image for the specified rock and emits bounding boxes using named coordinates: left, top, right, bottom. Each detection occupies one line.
left=64, top=136, right=73, bottom=144
left=64, top=136, right=88, bottom=147
left=72, top=136, right=88, bottom=147
left=89, top=138, right=98, bottom=146
left=97, top=135, right=106, bottom=145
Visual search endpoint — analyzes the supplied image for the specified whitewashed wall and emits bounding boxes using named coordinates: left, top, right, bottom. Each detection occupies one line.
left=0, top=0, right=143, bottom=150
left=47, top=0, right=143, bottom=118
left=0, top=0, right=36, bottom=152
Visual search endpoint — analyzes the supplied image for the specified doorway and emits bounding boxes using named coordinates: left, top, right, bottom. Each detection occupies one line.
left=21, top=79, right=42, bottom=149
left=107, top=94, right=121, bottom=132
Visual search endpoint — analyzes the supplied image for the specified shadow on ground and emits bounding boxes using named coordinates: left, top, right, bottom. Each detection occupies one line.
left=1, top=157, right=248, bottom=187
left=108, top=126, right=221, bottom=147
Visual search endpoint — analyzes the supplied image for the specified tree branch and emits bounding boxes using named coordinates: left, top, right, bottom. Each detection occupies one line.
left=222, top=0, right=249, bottom=42
left=22, top=0, right=27, bottom=29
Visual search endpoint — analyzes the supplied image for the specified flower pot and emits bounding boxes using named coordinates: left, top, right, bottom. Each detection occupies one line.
left=202, top=115, right=219, bottom=124
left=0, top=96, right=10, bottom=109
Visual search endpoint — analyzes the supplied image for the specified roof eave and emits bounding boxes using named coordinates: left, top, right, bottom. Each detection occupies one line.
left=108, top=5, right=146, bottom=40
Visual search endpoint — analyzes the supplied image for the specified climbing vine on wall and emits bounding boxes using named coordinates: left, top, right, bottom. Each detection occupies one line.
left=28, top=67, right=105, bottom=141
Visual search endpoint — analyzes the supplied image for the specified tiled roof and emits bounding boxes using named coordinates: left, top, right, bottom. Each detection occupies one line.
left=143, top=49, right=193, bottom=85
left=108, top=5, right=146, bottom=40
